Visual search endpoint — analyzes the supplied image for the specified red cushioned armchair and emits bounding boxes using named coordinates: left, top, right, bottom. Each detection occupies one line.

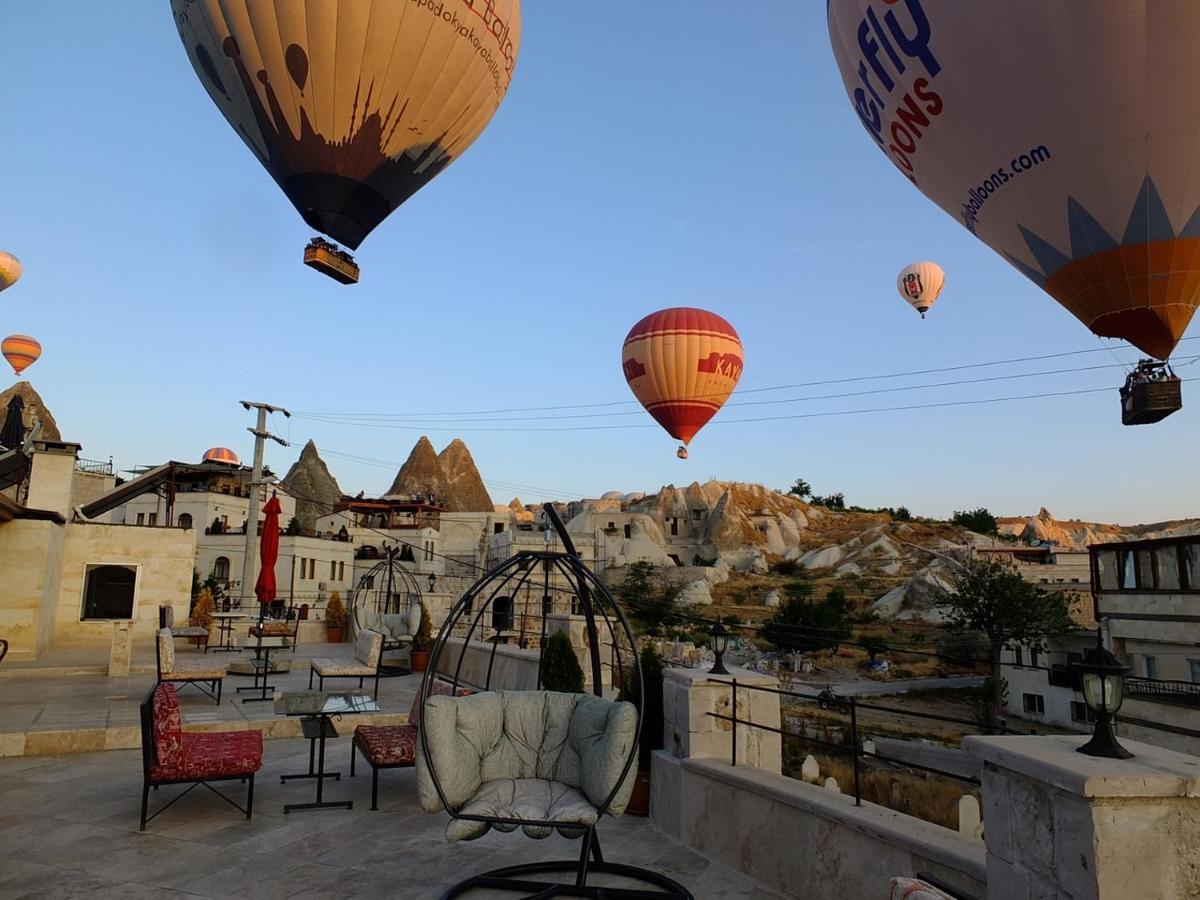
left=139, top=683, right=263, bottom=831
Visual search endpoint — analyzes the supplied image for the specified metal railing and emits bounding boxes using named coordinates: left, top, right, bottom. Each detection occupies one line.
left=706, top=678, right=986, bottom=809
left=75, top=457, right=114, bottom=475
left=1126, top=676, right=1200, bottom=707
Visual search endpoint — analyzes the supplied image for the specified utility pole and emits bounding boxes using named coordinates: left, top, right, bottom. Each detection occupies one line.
left=238, top=401, right=290, bottom=607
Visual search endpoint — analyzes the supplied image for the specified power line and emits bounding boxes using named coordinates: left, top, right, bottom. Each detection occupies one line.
left=286, top=382, right=1190, bottom=434
left=291, top=337, right=1199, bottom=421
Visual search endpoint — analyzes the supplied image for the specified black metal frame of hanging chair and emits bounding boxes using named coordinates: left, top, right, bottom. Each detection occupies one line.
left=350, top=546, right=422, bottom=676
left=418, top=503, right=693, bottom=900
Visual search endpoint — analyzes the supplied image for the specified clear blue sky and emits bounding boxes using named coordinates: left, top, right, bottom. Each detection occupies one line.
left=2, top=3, right=1194, bottom=524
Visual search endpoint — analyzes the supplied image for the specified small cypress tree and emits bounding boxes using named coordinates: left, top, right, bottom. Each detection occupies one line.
left=541, top=630, right=585, bottom=693
left=620, top=646, right=665, bottom=769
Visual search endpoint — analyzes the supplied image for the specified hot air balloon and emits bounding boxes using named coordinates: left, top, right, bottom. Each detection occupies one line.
left=828, top=2, right=1200, bottom=361
left=171, top=0, right=521, bottom=283
left=202, top=447, right=240, bottom=466
left=622, top=308, right=744, bottom=458
left=0, top=252, right=21, bottom=294
left=2, top=335, right=40, bottom=377
left=897, top=261, right=944, bottom=318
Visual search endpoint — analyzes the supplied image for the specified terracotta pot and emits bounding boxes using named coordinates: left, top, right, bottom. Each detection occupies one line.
left=411, top=649, right=431, bottom=672
left=326, top=626, right=345, bottom=643
left=625, top=767, right=651, bottom=817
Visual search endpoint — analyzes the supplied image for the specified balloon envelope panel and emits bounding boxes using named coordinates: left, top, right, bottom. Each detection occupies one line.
left=828, top=0, right=1200, bottom=358
left=172, top=0, right=521, bottom=249
left=622, top=308, right=744, bottom=446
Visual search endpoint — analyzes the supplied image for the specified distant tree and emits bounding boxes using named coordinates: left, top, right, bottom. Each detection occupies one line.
left=617, top=561, right=676, bottom=635
left=812, top=492, right=846, bottom=511
left=541, top=630, right=585, bottom=693
left=285, top=516, right=301, bottom=536
left=763, top=581, right=851, bottom=654
left=862, top=635, right=888, bottom=662
left=893, top=506, right=912, bottom=522
left=936, top=556, right=1074, bottom=731
left=952, top=507, right=998, bottom=535
left=787, top=478, right=813, bottom=500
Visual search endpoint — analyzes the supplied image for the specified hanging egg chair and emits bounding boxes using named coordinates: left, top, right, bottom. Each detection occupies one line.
left=414, top=504, right=693, bottom=899
left=350, top=547, right=423, bottom=675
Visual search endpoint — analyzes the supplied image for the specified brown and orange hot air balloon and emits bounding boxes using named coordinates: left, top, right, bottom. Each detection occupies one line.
left=202, top=447, right=240, bottom=466
left=2, top=335, right=40, bottom=377
left=622, top=308, right=744, bottom=459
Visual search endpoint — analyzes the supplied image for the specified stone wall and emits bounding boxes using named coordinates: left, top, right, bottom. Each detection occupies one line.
left=436, top=636, right=542, bottom=691
left=0, top=519, right=63, bottom=657
left=651, top=753, right=986, bottom=899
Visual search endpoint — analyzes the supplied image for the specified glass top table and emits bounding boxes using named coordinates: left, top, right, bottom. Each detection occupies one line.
left=209, top=612, right=246, bottom=652
left=275, top=690, right=380, bottom=813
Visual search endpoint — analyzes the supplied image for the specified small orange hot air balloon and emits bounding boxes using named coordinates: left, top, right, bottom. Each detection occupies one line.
left=202, top=447, right=240, bottom=466
left=622, top=308, right=744, bottom=458
left=2, top=335, right=41, bottom=376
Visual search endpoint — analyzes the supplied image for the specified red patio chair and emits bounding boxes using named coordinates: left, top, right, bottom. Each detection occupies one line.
left=139, top=683, right=262, bottom=830
left=350, top=678, right=473, bottom=810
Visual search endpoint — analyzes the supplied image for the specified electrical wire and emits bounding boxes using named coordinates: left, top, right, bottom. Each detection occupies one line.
left=292, top=337, right=1199, bottom=421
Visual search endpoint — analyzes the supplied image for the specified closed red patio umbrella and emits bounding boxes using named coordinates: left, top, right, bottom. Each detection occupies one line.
left=254, top=494, right=282, bottom=620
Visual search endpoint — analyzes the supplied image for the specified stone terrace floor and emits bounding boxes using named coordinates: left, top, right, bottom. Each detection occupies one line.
left=0, top=641, right=418, bottom=756
left=0, top=738, right=782, bottom=899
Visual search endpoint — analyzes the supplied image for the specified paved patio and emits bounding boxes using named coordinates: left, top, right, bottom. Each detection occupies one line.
left=0, top=641, right=418, bottom=757
left=0, top=738, right=782, bottom=899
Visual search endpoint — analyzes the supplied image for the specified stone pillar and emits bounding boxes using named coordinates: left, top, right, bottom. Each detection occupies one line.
left=108, top=622, right=131, bottom=677
left=965, top=734, right=1200, bottom=900
left=662, top=666, right=781, bottom=774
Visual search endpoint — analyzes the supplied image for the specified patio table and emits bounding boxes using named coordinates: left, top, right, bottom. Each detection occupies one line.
left=275, top=690, right=379, bottom=813
left=235, top=636, right=291, bottom=703
left=209, top=612, right=246, bottom=653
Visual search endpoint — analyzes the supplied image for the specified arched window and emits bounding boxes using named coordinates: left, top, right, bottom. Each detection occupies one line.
left=492, top=595, right=513, bottom=632
left=213, top=556, right=230, bottom=581
left=177, top=513, right=193, bottom=530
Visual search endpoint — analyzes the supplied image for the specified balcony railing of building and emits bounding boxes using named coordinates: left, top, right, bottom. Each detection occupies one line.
left=75, top=457, right=114, bottom=476
left=1126, top=676, right=1200, bottom=708
left=706, top=678, right=990, bottom=812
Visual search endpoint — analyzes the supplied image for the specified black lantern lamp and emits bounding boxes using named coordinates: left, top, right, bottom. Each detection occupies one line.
left=709, top=617, right=731, bottom=676
left=427, top=572, right=437, bottom=593
left=1073, top=630, right=1133, bottom=760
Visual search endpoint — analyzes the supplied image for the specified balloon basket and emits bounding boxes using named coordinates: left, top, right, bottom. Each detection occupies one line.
left=304, top=238, right=359, bottom=285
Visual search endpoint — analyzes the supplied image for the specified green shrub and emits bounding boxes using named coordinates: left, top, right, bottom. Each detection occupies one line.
left=541, top=630, right=585, bottom=693
left=620, top=646, right=665, bottom=768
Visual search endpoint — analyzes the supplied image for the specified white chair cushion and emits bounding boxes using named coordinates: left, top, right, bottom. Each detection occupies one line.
left=354, top=629, right=383, bottom=667
left=447, top=778, right=599, bottom=843
left=311, top=658, right=375, bottom=678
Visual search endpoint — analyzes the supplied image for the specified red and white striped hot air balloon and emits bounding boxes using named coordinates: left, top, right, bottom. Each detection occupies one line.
left=202, top=447, right=240, bottom=466
left=621, top=308, right=744, bottom=459
left=2, top=335, right=40, bottom=376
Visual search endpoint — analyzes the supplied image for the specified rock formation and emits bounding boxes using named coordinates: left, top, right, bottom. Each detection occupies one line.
left=0, top=381, right=60, bottom=442
left=437, top=438, right=493, bottom=512
left=282, top=440, right=343, bottom=533
left=386, top=436, right=445, bottom=501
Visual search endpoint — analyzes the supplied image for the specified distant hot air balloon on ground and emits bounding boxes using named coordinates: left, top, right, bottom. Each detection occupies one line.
left=622, top=308, right=744, bottom=458
left=2, top=335, right=40, bottom=376
left=202, top=447, right=240, bottom=466
left=897, top=261, right=944, bottom=318
left=828, top=2, right=1200, bottom=360
left=171, top=0, right=521, bottom=283
left=0, top=253, right=21, bottom=294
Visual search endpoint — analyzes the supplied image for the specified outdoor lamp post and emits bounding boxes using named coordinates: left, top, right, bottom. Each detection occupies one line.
left=709, top=617, right=731, bottom=676
left=1072, top=629, right=1133, bottom=760
left=427, top=573, right=437, bottom=593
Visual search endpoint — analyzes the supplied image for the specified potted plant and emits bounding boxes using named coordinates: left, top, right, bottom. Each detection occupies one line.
left=619, top=645, right=664, bottom=816
left=325, top=591, right=347, bottom=643
left=541, top=630, right=585, bottom=693
left=189, top=588, right=215, bottom=647
left=410, top=600, right=433, bottom=672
